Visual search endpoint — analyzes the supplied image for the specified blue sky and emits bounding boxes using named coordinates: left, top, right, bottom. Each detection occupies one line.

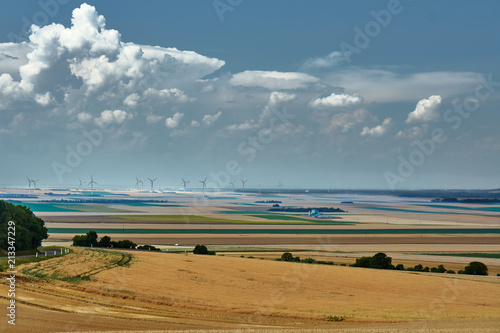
left=0, top=1, right=499, bottom=190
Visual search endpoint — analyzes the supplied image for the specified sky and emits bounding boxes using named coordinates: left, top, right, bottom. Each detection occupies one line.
left=0, top=0, right=499, bottom=190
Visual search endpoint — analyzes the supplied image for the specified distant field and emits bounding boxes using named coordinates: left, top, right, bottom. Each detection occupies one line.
left=423, top=253, right=500, bottom=259
left=418, top=204, right=500, bottom=212
left=47, top=227, right=500, bottom=234
left=14, top=202, right=136, bottom=213
left=115, top=214, right=341, bottom=225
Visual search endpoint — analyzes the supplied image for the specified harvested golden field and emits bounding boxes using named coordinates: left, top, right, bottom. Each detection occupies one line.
left=1, top=248, right=500, bottom=332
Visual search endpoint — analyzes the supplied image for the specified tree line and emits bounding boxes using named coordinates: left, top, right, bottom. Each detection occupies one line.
left=72, top=230, right=160, bottom=251
left=0, top=201, right=48, bottom=251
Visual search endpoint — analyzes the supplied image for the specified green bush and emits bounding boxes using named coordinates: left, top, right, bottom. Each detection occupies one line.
left=395, top=264, right=405, bottom=270
left=302, top=257, right=316, bottom=264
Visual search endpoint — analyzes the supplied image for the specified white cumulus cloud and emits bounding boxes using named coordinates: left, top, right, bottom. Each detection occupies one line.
left=165, top=112, right=184, bottom=128
left=202, top=111, right=222, bottom=126
left=310, top=92, right=362, bottom=109
left=361, top=118, right=394, bottom=137
left=406, top=95, right=442, bottom=123
left=94, top=110, right=131, bottom=127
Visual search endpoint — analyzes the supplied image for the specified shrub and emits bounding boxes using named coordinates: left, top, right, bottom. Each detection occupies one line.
left=395, top=264, right=405, bottom=270
left=302, top=257, right=316, bottom=264
left=446, top=270, right=456, bottom=274
left=462, top=261, right=488, bottom=275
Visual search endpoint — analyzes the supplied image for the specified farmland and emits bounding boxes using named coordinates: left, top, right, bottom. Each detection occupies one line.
left=0, top=188, right=499, bottom=331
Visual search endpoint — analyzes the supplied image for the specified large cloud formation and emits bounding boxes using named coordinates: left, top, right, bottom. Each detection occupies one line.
left=0, top=3, right=224, bottom=118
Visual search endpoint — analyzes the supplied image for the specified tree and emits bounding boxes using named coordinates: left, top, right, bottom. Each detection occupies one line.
left=86, top=230, right=98, bottom=247
left=98, top=235, right=111, bottom=248
left=395, top=264, right=405, bottom=270
left=137, top=244, right=161, bottom=251
left=193, top=244, right=208, bottom=255
left=352, top=253, right=394, bottom=269
left=0, top=201, right=48, bottom=251
left=72, top=234, right=88, bottom=247
left=371, top=252, right=393, bottom=269
left=116, top=239, right=137, bottom=249
left=281, top=252, right=294, bottom=261
left=462, top=261, right=488, bottom=275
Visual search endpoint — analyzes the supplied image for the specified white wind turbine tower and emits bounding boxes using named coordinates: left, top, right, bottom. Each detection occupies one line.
left=229, top=182, right=235, bottom=191
left=199, top=177, right=207, bottom=197
left=88, top=176, right=97, bottom=194
left=147, top=178, right=157, bottom=192
left=32, top=179, right=39, bottom=191
left=278, top=179, right=283, bottom=195
left=26, top=177, right=33, bottom=192
left=182, top=178, right=190, bottom=192
left=240, top=179, right=248, bottom=194
left=135, top=177, right=143, bottom=190
left=78, top=178, right=84, bottom=190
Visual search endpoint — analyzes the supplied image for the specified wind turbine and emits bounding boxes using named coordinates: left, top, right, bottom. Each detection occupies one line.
left=26, top=177, right=33, bottom=191
left=147, top=178, right=157, bottom=191
left=258, top=183, right=261, bottom=195
left=199, top=177, right=207, bottom=197
left=240, top=179, right=248, bottom=194
left=88, top=175, right=97, bottom=193
left=78, top=178, right=83, bottom=190
left=278, top=179, right=283, bottom=195
left=182, top=178, right=190, bottom=192
left=135, top=177, right=143, bottom=190
left=32, top=179, right=39, bottom=190
left=216, top=181, right=221, bottom=192
left=229, top=182, right=235, bottom=191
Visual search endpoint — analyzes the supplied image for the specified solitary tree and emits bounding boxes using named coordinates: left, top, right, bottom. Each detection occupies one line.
left=462, top=261, right=488, bottom=275
left=193, top=244, right=208, bottom=255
